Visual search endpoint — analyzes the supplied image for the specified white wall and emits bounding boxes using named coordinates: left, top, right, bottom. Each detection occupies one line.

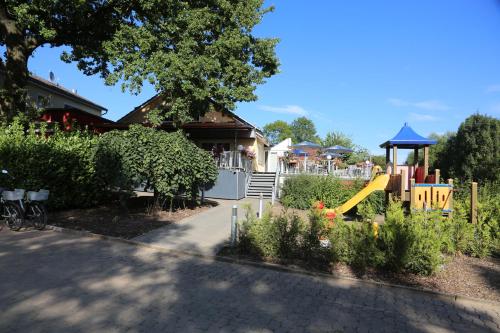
left=27, top=84, right=103, bottom=116
left=267, top=138, right=292, bottom=172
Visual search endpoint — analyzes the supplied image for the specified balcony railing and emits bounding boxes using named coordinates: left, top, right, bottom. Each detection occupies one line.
left=280, top=162, right=372, bottom=180
left=214, top=151, right=253, bottom=172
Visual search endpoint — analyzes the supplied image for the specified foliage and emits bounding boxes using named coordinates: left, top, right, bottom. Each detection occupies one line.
left=439, top=114, right=499, bottom=183
left=345, top=146, right=371, bottom=164
left=371, top=155, right=386, bottom=168
left=405, top=132, right=454, bottom=169
left=290, top=117, right=320, bottom=143
left=263, top=120, right=293, bottom=145
left=451, top=182, right=500, bottom=258
left=96, top=125, right=218, bottom=202
left=322, top=131, right=354, bottom=149
left=238, top=195, right=499, bottom=276
left=0, top=121, right=104, bottom=209
left=239, top=206, right=305, bottom=259
left=0, top=1, right=279, bottom=124
left=281, top=175, right=364, bottom=210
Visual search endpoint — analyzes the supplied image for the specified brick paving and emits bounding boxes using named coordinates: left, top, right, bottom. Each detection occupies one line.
left=0, top=229, right=499, bottom=333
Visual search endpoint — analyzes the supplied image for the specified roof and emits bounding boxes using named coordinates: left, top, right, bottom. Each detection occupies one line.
left=291, top=141, right=321, bottom=148
left=28, top=74, right=108, bottom=112
left=118, top=93, right=267, bottom=140
left=379, top=123, right=437, bottom=148
left=43, top=108, right=114, bottom=124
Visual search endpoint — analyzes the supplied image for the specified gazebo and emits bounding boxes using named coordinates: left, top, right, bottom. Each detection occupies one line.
left=379, top=123, right=437, bottom=179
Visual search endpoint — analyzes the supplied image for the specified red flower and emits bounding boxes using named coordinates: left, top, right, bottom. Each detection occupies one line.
left=315, top=201, right=325, bottom=210
left=326, top=211, right=336, bottom=220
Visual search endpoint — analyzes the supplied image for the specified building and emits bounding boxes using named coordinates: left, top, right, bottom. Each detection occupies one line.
left=0, top=72, right=113, bottom=131
left=118, top=95, right=269, bottom=172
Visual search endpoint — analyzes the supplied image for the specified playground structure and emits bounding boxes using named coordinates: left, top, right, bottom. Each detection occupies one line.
left=326, top=123, right=454, bottom=215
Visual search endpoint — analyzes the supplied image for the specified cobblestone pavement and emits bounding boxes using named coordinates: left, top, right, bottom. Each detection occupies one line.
left=0, top=229, right=499, bottom=333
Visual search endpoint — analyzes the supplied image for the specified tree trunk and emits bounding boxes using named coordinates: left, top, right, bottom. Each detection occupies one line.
left=0, top=4, right=33, bottom=123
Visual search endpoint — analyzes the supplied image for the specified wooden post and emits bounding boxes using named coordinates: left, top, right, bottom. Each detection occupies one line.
left=392, top=146, right=398, bottom=175
left=410, top=178, right=415, bottom=209
left=413, top=148, right=419, bottom=167
left=471, top=182, right=478, bottom=224
left=435, top=169, right=440, bottom=184
left=400, top=169, right=407, bottom=200
left=447, top=178, right=453, bottom=218
left=385, top=146, right=390, bottom=168
left=423, top=145, right=429, bottom=178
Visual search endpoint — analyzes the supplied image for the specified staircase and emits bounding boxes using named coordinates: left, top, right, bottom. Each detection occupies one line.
left=246, top=172, right=276, bottom=198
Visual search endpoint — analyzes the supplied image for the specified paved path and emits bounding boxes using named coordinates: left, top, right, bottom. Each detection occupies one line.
left=0, top=229, right=499, bottom=333
left=134, top=198, right=270, bottom=255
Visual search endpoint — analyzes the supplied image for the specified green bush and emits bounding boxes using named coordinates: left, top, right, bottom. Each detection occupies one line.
left=239, top=181, right=499, bottom=276
left=451, top=182, right=499, bottom=257
left=0, top=122, right=218, bottom=210
left=96, top=125, right=218, bottom=202
left=281, top=174, right=365, bottom=210
left=238, top=206, right=305, bottom=259
left=0, top=121, right=105, bottom=209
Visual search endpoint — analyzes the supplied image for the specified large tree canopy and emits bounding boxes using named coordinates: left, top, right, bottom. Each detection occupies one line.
left=263, top=120, right=292, bottom=145
left=322, top=131, right=354, bottom=148
left=439, top=114, right=499, bottom=183
left=0, top=0, right=279, bottom=124
left=290, top=116, right=320, bottom=143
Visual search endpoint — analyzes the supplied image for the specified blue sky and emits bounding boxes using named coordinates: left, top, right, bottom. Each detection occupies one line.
left=26, top=0, right=500, bottom=157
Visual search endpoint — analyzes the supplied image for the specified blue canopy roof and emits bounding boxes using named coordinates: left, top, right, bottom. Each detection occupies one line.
left=323, top=145, right=354, bottom=153
left=291, top=141, right=321, bottom=148
left=379, top=123, right=437, bottom=148
left=292, top=149, right=309, bottom=156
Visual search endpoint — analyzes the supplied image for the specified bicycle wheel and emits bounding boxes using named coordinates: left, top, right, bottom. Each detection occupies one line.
left=4, top=202, right=24, bottom=231
left=29, top=202, right=47, bottom=230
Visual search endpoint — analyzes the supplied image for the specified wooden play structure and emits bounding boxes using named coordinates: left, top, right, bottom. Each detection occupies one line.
left=379, top=123, right=453, bottom=214
left=324, top=123, right=455, bottom=216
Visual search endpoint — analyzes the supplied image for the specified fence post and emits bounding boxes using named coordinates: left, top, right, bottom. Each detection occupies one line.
left=258, top=192, right=263, bottom=218
left=231, top=205, right=238, bottom=246
left=471, top=182, right=478, bottom=224
left=447, top=179, right=453, bottom=219
left=271, top=186, right=275, bottom=206
left=435, top=169, right=440, bottom=184
left=400, top=169, right=406, bottom=201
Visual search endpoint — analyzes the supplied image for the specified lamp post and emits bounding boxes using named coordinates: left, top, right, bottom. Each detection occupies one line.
left=327, top=154, right=332, bottom=173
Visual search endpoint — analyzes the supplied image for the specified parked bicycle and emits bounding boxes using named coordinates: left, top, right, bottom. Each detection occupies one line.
left=0, top=170, right=49, bottom=231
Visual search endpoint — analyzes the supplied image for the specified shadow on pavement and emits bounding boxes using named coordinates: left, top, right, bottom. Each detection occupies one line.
left=0, top=229, right=498, bottom=332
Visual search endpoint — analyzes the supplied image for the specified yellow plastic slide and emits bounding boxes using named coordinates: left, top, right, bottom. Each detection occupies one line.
left=327, top=174, right=390, bottom=215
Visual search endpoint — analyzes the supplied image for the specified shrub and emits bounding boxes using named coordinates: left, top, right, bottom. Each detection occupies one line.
left=0, top=121, right=105, bottom=209
left=281, top=174, right=365, bottom=211
left=377, top=201, right=409, bottom=271
left=379, top=201, right=444, bottom=275
left=0, top=122, right=218, bottom=210
left=239, top=206, right=305, bottom=259
left=95, top=125, right=218, bottom=204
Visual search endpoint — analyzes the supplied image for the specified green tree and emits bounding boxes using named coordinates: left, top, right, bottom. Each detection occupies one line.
left=0, top=1, right=279, bottom=124
left=439, top=114, right=499, bottom=183
left=263, top=120, right=293, bottom=145
left=290, top=117, right=320, bottom=143
left=322, top=131, right=354, bottom=148
left=405, top=132, right=454, bottom=170
left=371, top=155, right=386, bottom=167
left=346, top=146, right=371, bottom=164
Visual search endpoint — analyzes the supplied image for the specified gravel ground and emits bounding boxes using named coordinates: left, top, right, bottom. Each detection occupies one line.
left=333, top=255, right=500, bottom=302
left=49, top=196, right=217, bottom=239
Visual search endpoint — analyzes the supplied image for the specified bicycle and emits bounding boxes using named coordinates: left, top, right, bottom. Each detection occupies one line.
left=1, top=170, right=49, bottom=231
left=23, top=189, right=49, bottom=230
left=0, top=186, right=25, bottom=231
